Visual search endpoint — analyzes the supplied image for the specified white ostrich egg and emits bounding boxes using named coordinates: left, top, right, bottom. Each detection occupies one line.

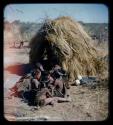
left=77, top=75, right=82, bottom=80
left=75, top=79, right=80, bottom=85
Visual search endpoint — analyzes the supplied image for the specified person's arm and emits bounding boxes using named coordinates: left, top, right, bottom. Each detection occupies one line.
left=32, top=79, right=40, bottom=89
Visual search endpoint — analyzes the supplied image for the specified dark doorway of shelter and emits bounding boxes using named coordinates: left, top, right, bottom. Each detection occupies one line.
left=35, top=41, right=60, bottom=71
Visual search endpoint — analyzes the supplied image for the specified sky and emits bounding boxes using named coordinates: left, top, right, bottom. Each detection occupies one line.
left=4, top=4, right=108, bottom=23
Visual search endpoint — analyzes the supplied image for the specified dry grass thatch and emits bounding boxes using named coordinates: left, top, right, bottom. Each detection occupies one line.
left=29, top=16, right=107, bottom=81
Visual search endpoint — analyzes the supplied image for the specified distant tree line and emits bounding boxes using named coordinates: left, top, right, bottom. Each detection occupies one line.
left=4, top=20, right=108, bottom=44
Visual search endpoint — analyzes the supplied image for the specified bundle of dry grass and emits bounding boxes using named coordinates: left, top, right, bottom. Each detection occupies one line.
left=29, top=16, right=106, bottom=81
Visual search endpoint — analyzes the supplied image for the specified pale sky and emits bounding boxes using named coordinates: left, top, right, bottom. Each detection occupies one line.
left=4, top=4, right=108, bottom=23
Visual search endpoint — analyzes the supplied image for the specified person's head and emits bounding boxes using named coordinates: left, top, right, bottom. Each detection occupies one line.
left=42, top=71, right=50, bottom=76
left=35, top=69, right=41, bottom=80
left=36, top=62, right=44, bottom=71
left=54, top=64, right=61, bottom=70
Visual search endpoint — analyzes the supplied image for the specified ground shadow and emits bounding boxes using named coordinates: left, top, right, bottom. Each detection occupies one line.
left=71, top=83, right=76, bottom=86
left=5, top=63, right=35, bottom=76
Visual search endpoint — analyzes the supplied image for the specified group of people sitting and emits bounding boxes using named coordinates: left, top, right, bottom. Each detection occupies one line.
left=9, top=63, right=71, bottom=107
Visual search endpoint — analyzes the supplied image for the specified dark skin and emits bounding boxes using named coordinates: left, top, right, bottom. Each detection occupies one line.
left=35, top=88, right=52, bottom=106
left=35, top=69, right=42, bottom=79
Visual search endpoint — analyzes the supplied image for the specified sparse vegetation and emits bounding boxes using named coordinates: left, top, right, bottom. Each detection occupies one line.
left=4, top=20, right=108, bottom=45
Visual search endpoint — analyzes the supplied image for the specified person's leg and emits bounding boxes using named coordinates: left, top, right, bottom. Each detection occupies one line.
left=54, top=97, right=71, bottom=103
left=44, top=98, right=56, bottom=106
left=44, top=97, right=71, bottom=104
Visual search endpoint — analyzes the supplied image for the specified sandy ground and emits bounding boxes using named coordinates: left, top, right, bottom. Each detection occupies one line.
left=4, top=48, right=109, bottom=121
left=4, top=47, right=29, bottom=68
